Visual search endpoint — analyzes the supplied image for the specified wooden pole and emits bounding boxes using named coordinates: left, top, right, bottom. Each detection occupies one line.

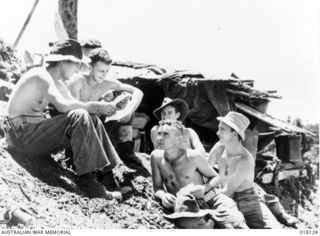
left=13, top=0, right=40, bottom=49
left=58, top=0, right=78, bottom=40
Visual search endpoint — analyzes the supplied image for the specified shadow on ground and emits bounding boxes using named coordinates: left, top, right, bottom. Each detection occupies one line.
left=6, top=148, right=79, bottom=194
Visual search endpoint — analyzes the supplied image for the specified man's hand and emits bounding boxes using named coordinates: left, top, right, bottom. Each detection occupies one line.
left=99, top=102, right=116, bottom=116
left=161, top=193, right=176, bottom=209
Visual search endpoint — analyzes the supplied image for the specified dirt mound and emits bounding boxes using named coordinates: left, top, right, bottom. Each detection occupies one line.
left=0, top=140, right=174, bottom=229
left=0, top=138, right=318, bottom=229
left=0, top=44, right=24, bottom=84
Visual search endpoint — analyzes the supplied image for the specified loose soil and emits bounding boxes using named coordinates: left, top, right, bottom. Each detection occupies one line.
left=0, top=139, right=318, bottom=229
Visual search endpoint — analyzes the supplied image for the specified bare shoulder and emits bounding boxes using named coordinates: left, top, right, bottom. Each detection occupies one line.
left=20, top=67, right=52, bottom=85
left=213, top=141, right=225, bottom=151
left=186, top=148, right=204, bottom=161
left=209, top=141, right=225, bottom=158
left=183, top=127, right=193, bottom=137
left=104, top=78, right=122, bottom=89
left=67, top=73, right=86, bottom=86
left=105, top=78, right=136, bottom=93
left=238, top=147, right=255, bottom=166
left=150, top=149, right=164, bottom=162
left=184, top=127, right=196, bottom=135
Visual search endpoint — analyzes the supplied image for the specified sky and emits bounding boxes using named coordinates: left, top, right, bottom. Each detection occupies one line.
left=0, top=0, right=319, bottom=124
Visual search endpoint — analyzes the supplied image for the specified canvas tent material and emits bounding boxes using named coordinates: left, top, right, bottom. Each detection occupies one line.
left=110, top=61, right=310, bottom=151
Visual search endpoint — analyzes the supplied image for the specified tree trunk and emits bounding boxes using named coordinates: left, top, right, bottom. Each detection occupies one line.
left=58, top=0, right=78, bottom=40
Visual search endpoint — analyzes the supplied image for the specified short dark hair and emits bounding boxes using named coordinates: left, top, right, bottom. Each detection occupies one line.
left=231, top=128, right=242, bottom=141
left=88, top=48, right=112, bottom=66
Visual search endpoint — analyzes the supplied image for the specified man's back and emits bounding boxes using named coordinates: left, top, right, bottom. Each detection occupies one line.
left=8, top=67, right=50, bottom=117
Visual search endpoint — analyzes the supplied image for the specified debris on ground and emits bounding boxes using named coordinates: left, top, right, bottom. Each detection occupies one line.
left=0, top=138, right=318, bottom=229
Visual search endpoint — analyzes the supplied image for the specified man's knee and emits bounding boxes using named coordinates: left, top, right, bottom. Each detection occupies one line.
left=67, top=109, right=92, bottom=124
left=89, top=113, right=101, bottom=125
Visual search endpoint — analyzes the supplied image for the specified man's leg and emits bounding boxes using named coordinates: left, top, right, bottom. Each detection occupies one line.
left=206, top=194, right=248, bottom=229
left=103, top=117, right=142, bottom=167
left=13, top=109, right=122, bottom=199
left=117, top=124, right=142, bottom=165
left=259, top=201, right=282, bottom=228
left=234, top=193, right=265, bottom=228
left=255, top=183, right=299, bottom=227
left=264, top=194, right=299, bottom=227
left=234, top=189, right=281, bottom=229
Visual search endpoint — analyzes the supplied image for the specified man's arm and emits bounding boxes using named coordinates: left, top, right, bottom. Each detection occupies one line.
left=105, top=79, right=143, bottom=116
left=187, top=128, right=206, bottom=155
left=151, top=150, right=166, bottom=199
left=150, top=126, right=159, bottom=149
left=208, top=141, right=224, bottom=167
left=40, top=73, right=115, bottom=115
left=151, top=150, right=176, bottom=208
left=66, top=74, right=84, bottom=100
left=193, top=151, right=221, bottom=192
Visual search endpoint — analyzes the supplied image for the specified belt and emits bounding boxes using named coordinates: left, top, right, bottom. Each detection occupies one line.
left=198, top=189, right=218, bottom=209
left=233, top=187, right=256, bottom=198
left=204, top=189, right=217, bottom=202
left=8, top=115, right=45, bottom=129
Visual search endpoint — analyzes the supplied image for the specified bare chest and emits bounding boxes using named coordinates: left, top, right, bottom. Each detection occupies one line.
left=160, top=156, right=203, bottom=192
left=80, top=85, right=105, bottom=102
left=219, top=156, right=239, bottom=176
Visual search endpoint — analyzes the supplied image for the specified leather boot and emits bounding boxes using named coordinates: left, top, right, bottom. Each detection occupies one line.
left=116, top=141, right=142, bottom=166
left=97, top=169, right=131, bottom=194
left=77, top=172, right=114, bottom=200
left=268, top=201, right=299, bottom=227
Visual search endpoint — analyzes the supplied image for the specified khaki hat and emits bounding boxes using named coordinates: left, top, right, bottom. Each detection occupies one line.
left=217, top=111, right=250, bottom=140
left=163, top=194, right=209, bottom=220
left=45, top=39, right=90, bottom=65
left=153, top=97, right=189, bottom=121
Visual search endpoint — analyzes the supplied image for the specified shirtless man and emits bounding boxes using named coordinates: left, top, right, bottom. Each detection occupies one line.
left=6, top=39, right=122, bottom=200
left=67, top=47, right=144, bottom=168
left=151, top=119, right=247, bottom=229
left=150, top=97, right=206, bottom=155
left=208, top=111, right=281, bottom=228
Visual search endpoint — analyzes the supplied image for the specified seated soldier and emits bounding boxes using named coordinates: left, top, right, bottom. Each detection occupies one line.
left=151, top=98, right=299, bottom=227
left=78, top=39, right=143, bottom=168
left=208, top=111, right=281, bottom=228
left=6, top=39, right=122, bottom=200
left=150, top=97, right=206, bottom=155
left=67, top=47, right=144, bottom=172
left=210, top=140, right=299, bottom=228
left=151, top=120, right=248, bottom=229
